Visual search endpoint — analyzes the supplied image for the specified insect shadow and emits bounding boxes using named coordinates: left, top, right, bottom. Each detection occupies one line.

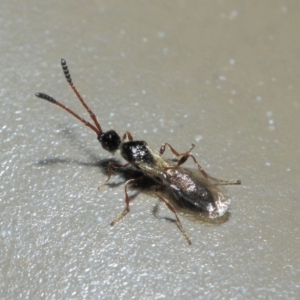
left=35, top=125, right=157, bottom=196
left=36, top=125, right=230, bottom=229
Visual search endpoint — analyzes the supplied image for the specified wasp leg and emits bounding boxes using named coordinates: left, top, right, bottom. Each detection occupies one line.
left=159, top=143, right=209, bottom=179
left=154, top=192, right=192, bottom=245
left=98, top=162, right=130, bottom=190
left=159, top=142, right=195, bottom=156
left=122, top=131, right=133, bottom=142
left=176, top=154, right=241, bottom=185
left=210, top=177, right=241, bottom=185
left=110, top=177, right=144, bottom=226
left=160, top=143, right=241, bottom=184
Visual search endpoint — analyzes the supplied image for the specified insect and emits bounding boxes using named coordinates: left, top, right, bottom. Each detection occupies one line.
left=35, top=59, right=241, bottom=245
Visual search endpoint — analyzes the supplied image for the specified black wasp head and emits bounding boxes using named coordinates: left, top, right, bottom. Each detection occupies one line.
left=97, top=130, right=121, bottom=154
left=120, top=141, right=154, bottom=165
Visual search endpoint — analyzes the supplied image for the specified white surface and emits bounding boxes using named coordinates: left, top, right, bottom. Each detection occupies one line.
left=1, top=1, right=299, bottom=299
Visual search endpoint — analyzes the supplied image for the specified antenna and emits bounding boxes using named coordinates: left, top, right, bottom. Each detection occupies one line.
left=35, top=92, right=100, bottom=135
left=60, top=59, right=102, bottom=133
left=35, top=58, right=103, bottom=136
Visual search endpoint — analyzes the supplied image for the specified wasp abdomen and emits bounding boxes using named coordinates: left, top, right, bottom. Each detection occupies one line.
left=166, top=169, right=214, bottom=211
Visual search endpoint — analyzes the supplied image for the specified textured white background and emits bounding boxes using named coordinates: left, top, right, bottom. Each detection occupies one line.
left=1, top=1, right=299, bottom=299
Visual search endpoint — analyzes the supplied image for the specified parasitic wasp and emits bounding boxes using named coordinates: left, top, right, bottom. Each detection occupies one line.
left=35, top=59, right=241, bottom=245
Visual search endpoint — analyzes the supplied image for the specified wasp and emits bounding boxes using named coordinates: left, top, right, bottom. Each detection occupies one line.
left=35, top=59, right=241, bottom=245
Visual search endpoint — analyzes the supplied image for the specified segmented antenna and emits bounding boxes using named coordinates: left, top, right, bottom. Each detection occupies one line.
left=35, top=92, right=100, bottom=135
left=35, top=58, right=103, bottom=136
left=60, top=59, right=102, bottom=133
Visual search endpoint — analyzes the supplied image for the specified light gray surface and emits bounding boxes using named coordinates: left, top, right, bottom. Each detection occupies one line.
left=1, top=1, right=299, bottom=299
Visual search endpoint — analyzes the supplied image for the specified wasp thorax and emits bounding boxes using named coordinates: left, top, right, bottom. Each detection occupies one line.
left=98, top=130, right=121, bottom=153
left=120, top=141, right=154, bottom=164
